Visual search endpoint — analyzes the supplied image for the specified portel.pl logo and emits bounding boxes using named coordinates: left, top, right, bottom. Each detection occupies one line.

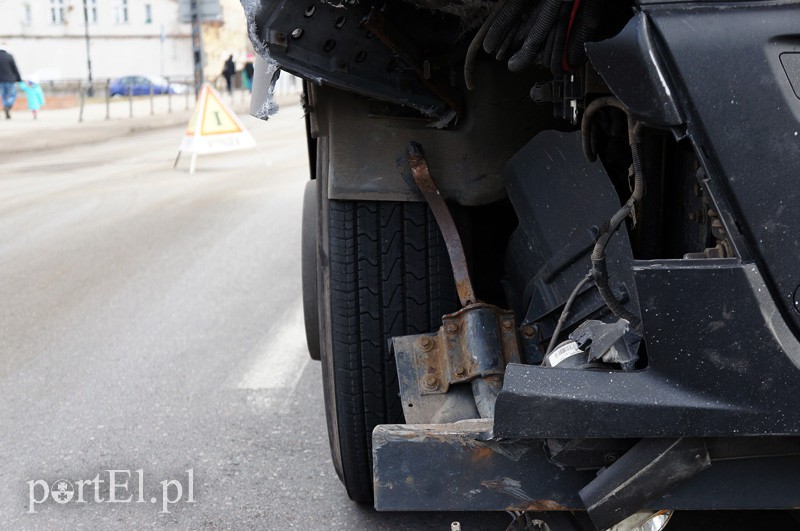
left=27, top=469, right=194, bottom=514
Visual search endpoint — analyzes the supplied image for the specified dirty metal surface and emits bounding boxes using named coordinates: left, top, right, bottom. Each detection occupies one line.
left=372, top=422, right=800, bottom=512
left=364, top=7, right=461, bottom=115
left=249, top=0, right=454, bottom=118
left=393, top=303, right=522, bottom=423
left=407, top=141, right=475, bottom=307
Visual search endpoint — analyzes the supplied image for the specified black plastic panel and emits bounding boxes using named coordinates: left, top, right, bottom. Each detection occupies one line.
left=503, top=131, right=639, bottom=327
left=598, top=5, right=800, bottom=337
left=495, top=260, right=800, bottom=438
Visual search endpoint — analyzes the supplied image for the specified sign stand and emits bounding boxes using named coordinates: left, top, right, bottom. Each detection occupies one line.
left=174, top=83, right=256, bottom=174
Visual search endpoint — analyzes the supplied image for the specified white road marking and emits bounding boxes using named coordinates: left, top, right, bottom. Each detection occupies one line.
left=237, top=303, right=310, bottom=390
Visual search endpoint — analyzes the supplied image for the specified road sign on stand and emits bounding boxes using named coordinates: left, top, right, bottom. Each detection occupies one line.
left=174, top=83, right=256, bottom=174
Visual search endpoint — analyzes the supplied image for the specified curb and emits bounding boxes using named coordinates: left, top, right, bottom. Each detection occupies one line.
left=0, top=93, right=303, bottom=157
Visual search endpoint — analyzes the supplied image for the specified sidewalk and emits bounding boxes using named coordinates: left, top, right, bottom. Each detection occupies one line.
left=0, top=90, right=301, bottom=157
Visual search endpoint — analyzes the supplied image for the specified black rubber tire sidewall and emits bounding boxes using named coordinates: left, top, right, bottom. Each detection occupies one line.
left=317, top=147, right=458, bottom=503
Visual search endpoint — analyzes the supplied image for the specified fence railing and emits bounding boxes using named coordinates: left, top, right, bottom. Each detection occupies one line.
left=22, top=74, right=302, bottom=123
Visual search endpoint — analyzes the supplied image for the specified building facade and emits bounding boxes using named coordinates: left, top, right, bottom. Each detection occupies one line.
left=0, top=0, right=194, bottom=81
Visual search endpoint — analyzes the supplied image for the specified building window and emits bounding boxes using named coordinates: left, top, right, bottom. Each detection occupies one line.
left=22, top=3, right=32, bottom=26
left=50, top=0, right=65, bottom=24
left=144, top=4, right=153, bottom=24
left=89, top=0, right=98, bottom=23
left=114, top=0, right=129, bottom=24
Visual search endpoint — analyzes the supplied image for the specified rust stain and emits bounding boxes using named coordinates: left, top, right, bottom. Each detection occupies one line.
left=407, top=142, right=476, bottom=307
left=508, top=500, right=571, bottom=512
left=471, top=447, right=493, bottom=463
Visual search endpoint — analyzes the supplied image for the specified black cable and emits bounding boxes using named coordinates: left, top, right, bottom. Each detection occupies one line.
left=483, top=0, right=528, bottom=55
left=580, top=98, right=645, bottom=329
left=545, top=273, right=593, bottom=356
left=464, top=0, right=510, bottom=90
left=507, top=0, right=562, bottom=71
left=548, top=1, right=573, bottom=75
left=566, top=0, right=602, bottom=68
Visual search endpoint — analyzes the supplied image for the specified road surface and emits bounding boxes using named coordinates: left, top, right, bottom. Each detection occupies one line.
left=0, top=105, right=510, bottom=529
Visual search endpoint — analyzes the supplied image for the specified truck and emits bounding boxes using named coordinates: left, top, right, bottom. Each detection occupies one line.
left=241, top=0, right=800, bottom=528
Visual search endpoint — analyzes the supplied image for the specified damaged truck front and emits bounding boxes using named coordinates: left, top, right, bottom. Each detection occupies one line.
left=243, top=0, right=800, bottom=528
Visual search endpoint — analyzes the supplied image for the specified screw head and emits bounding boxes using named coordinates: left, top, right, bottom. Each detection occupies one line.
left=422, top=374, right=438, bottom=390
left=418, top=336, right=433, bottom=351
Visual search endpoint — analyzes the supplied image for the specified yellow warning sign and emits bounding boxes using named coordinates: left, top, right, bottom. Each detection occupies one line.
left=175, top=83, right=256, bottom=173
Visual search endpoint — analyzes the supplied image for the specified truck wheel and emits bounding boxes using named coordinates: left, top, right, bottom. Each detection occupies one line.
left=301, top=179, right=320, bottom=361
left=318, top=176, right=458, bottom=503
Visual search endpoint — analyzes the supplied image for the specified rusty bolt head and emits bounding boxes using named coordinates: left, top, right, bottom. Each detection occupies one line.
left=418, top=336, right=433, bottom=351
left=501, top=319, right=514, bottom=331
left=445, top=322, right=459, bottom=334
left=454, top=364, right=465, bottom=377
left=422, top=374, right=438, bottom=390
left=521, top=325, right=537, bottom=338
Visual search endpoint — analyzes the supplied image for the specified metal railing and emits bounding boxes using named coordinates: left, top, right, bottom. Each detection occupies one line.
left=76, top=76, right=197, bottom=122
left=28, top=73, right=302, bottom=123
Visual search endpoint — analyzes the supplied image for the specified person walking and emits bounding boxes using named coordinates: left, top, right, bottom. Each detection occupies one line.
left=0, top=43, right=22, bottom=119
left=222, top=55, right=235, bottom=95
left=17, top=79, right=45, bottom=120
left=243, top=60, right=254, bottom=93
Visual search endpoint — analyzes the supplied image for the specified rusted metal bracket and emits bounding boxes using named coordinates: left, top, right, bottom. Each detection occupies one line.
left=394, top=142, right=524, bottom=422
left=392, top=303, right=522, bottom=422
left=408, top=303, right=520, bottom=396
left=407, top=141, right=475, bottom=307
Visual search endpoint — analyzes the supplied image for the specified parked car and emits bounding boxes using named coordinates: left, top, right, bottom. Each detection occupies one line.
left=109, top=75, right=189, bottom=97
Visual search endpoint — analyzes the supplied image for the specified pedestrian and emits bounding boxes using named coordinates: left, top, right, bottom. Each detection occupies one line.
left=222, top=55, right=235, bottom=94
left=0, top=42, right=22, bottom=119
left=243, top=60, right=254, bottom=93
left=17, top=79, right=45, bottom=120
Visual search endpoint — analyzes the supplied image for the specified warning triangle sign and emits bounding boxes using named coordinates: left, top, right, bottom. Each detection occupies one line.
left=176, top=83, right=256, bottom=173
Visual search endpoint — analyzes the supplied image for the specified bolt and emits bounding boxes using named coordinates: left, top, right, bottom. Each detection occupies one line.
left=521, top=325, right=537, bottom=339
left=445, top=322, right=459, bottom=334
left=418, top=336, right=433, bottom=351
left=422, top=374, right=438, bottom=390
left=454, top=365, right=465, bottom=377
left=501, top=319, right=514, bottom=331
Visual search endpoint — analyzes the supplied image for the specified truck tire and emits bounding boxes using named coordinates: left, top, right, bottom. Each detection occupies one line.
left=301, top=179, right=320, bottom=360
left=319, top=175, right=458, bottom=503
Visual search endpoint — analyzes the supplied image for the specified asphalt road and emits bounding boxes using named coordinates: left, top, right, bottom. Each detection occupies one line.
left=0, top=105, right=510, bottom=530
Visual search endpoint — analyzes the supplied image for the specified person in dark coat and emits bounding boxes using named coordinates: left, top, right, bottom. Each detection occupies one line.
left=0, top=43, right=22, bottom=119
left=222, top=55, right=235, bottom=94
left=244, top=61, right=254, bottom=93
